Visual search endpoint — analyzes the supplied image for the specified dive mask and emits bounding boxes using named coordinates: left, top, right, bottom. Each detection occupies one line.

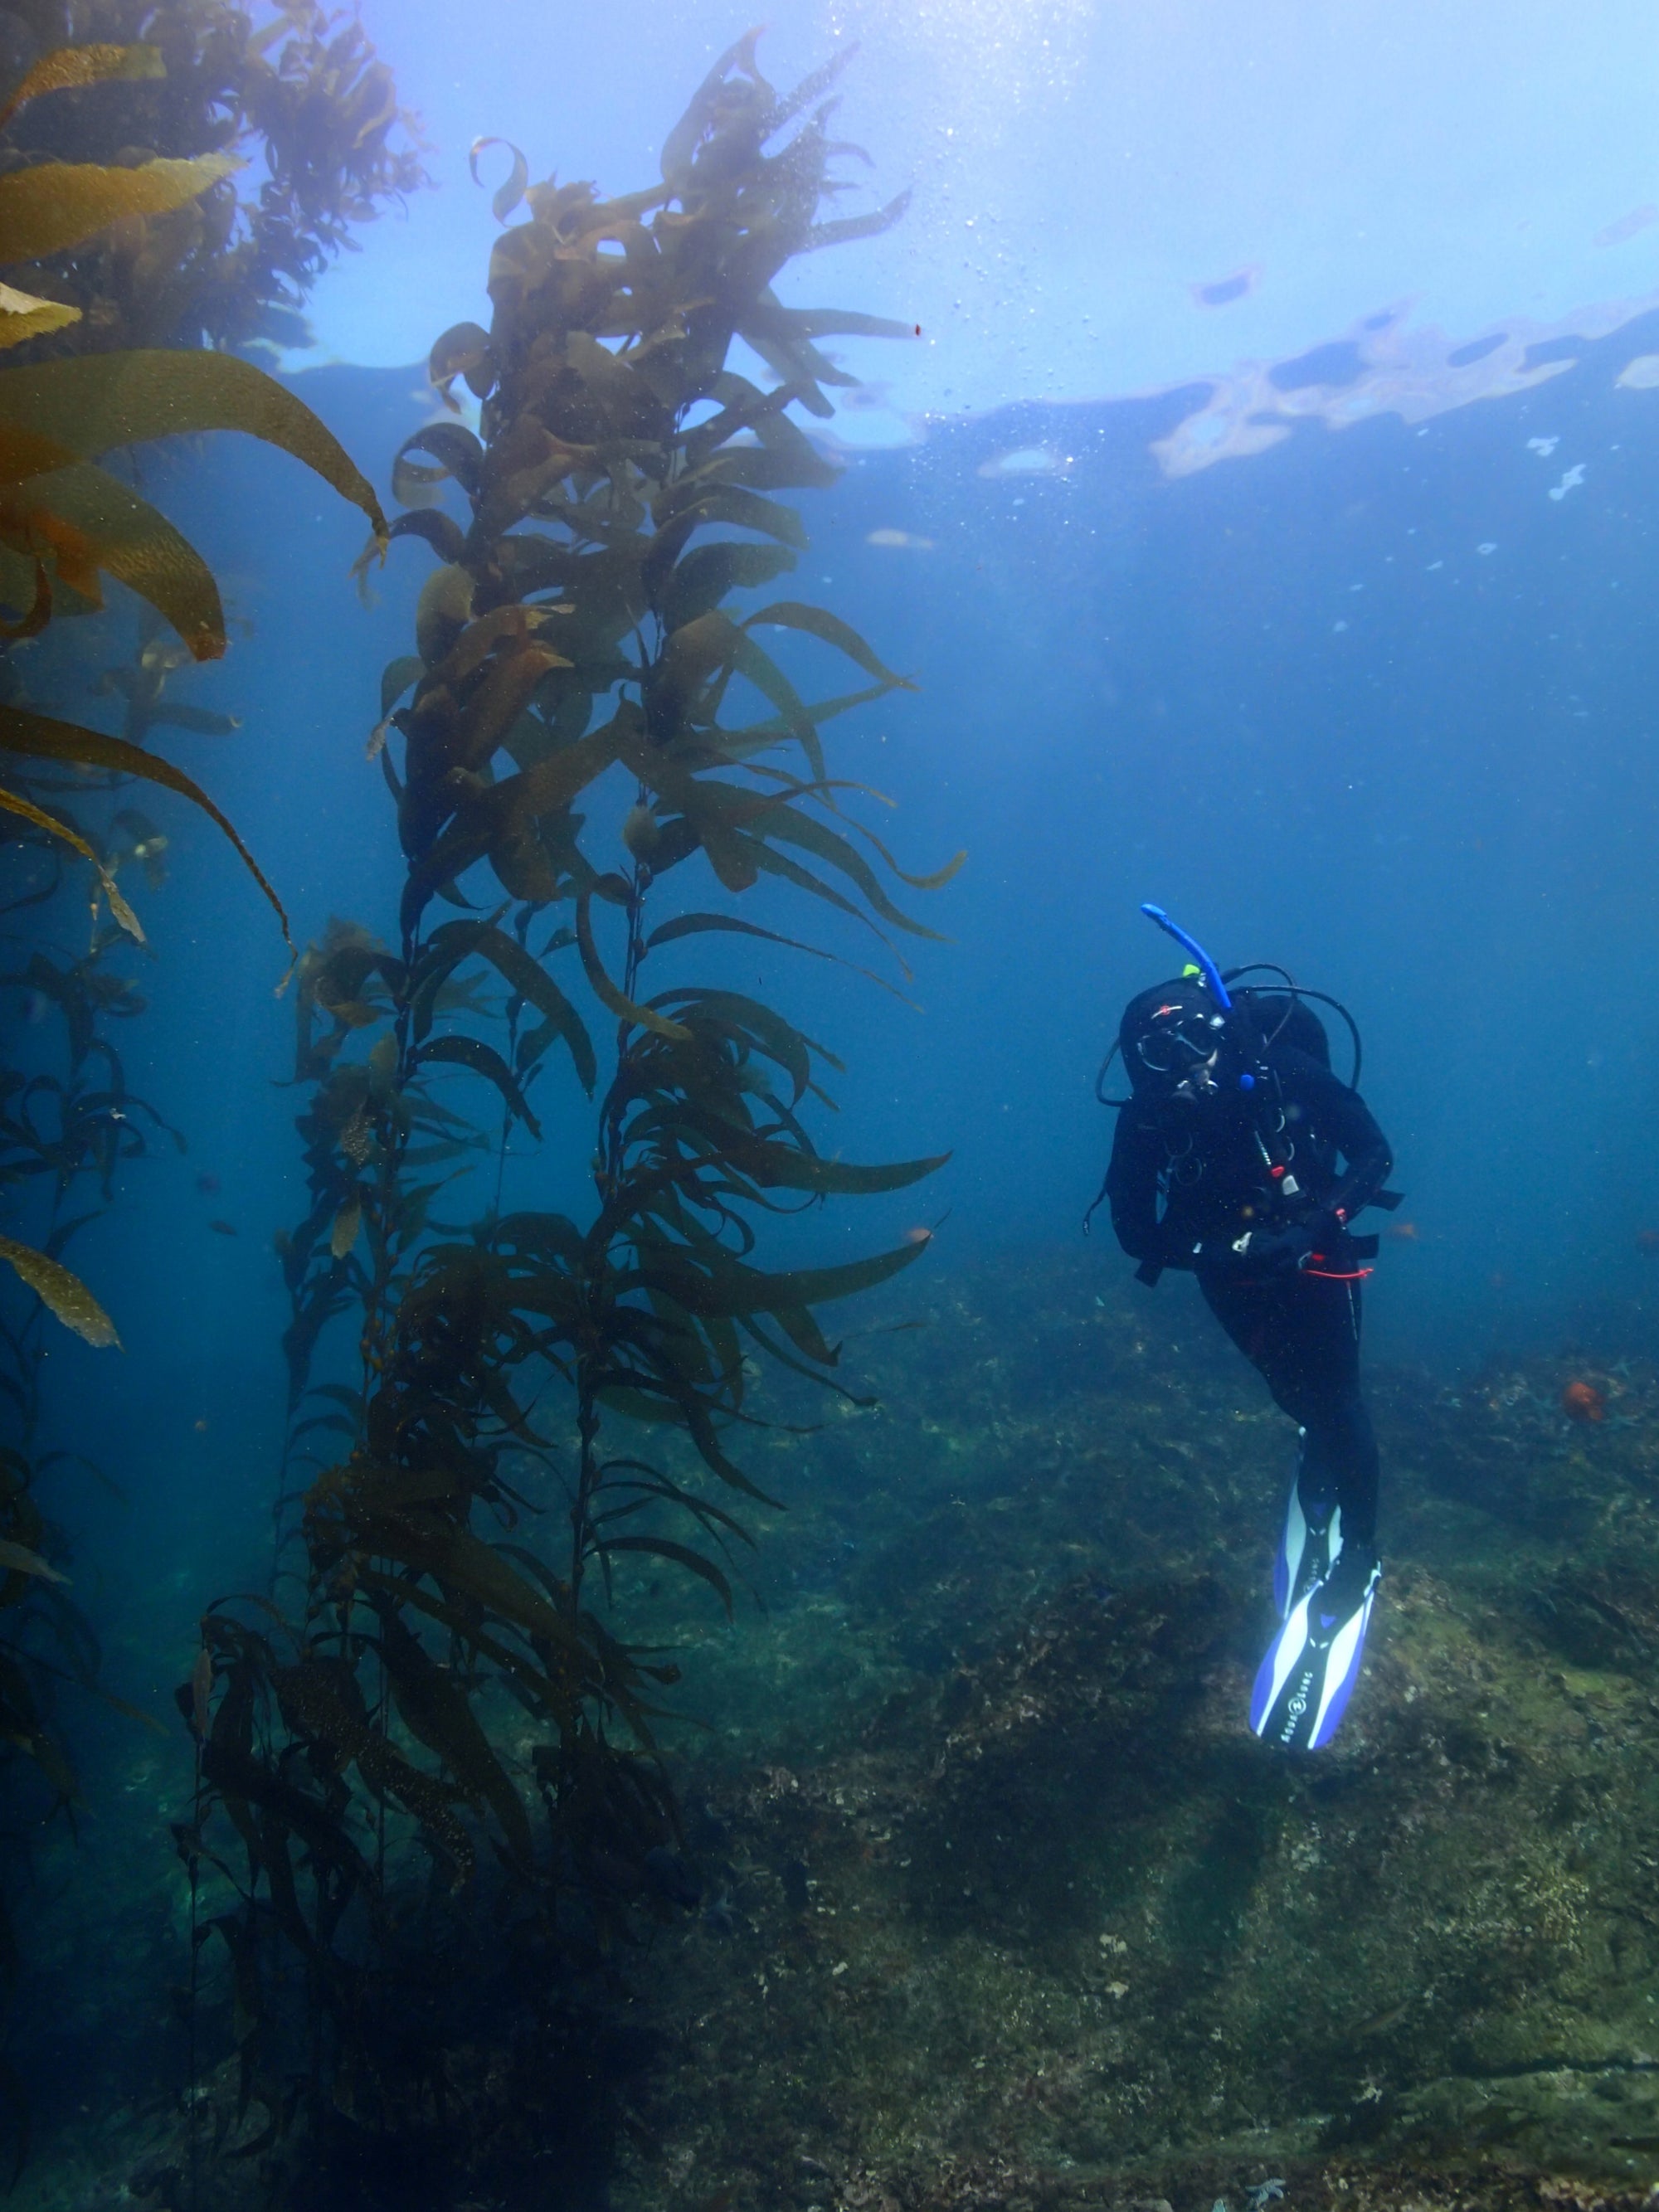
left=1120, top=980, right=1239, bottom=1102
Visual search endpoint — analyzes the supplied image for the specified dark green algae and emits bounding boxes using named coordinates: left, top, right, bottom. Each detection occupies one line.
left=21, top=1251, right=1659, bottom=2211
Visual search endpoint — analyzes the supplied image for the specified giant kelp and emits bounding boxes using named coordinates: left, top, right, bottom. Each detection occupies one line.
left=186, top=36, right=957, bottom=2185
left=0, top=31, right=388, bottom=1326
left=0, top=0, right=428, bottom=359
left=0, top=30, right=397, bottom=2176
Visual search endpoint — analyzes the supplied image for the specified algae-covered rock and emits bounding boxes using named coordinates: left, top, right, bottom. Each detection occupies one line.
left=21, top=1253, right=1659, bottom=2211
left=614, top=1255, right=1659, bottom=2211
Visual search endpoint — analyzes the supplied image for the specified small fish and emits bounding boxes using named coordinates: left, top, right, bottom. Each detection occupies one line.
left=196, top=1171, right=221, bottom=1196
left=1386, top=1221, right=1420, bottom=1242
left=1561, top=1378, right=1606, bottom=1424
left=902, top=1225, right=932, bottom=1246
left=208, top=1219, right=237, bottom=1237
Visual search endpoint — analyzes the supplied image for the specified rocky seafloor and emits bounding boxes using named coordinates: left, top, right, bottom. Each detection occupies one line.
left=17, top=1249, right=1659, bottom=2211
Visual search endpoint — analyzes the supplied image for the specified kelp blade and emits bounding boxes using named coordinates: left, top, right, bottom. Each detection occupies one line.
left=0, top=707, right=290, bottom=953
left=0, top=1234, right=119, bottom=1347
left=0, top=353, right=387, bottom=542
left=0, top=154, right=241, bottom=267
left=0, top=283, right=80, bottom=352
left=3, top=462, right=227, bottom=659
left=0, top=1539, right=68, bottom=1583
left=0, top=783, right=144, bottom=939
left=0, top=43, right=164, bottom=133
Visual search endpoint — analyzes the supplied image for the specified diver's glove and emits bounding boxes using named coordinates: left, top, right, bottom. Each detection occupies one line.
left=1243, top=1208, right=1346, bottom=1278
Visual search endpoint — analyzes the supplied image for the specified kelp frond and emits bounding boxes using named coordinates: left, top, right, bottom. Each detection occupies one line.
left=194, top=37, right=956, bottom=2155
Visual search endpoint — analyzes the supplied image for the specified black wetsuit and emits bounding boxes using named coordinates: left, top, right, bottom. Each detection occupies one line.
left=1105, top=1043, right=1394, bottom=1545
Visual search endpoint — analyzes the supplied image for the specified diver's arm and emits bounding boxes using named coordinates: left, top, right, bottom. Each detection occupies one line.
left=1106, top=1109, right=1180, bottom=1264
left=1283, top=1051, right=1394, bottom=1222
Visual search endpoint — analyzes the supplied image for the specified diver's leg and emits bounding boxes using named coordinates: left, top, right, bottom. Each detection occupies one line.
left=1199, top=1275, right=1340, bottom=1607
left=1275, top=1277, right=1378, bottom=1550
left=1202, top=1271, right=1382, bottom=1750
left=1203, top=1272, right=1377, bottom=1576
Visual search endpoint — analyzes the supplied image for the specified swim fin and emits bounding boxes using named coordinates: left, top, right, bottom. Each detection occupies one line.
left=1273, top=1444, right=1339, bottom=1618
left=1250, top=1545, right=1380, bottom=1752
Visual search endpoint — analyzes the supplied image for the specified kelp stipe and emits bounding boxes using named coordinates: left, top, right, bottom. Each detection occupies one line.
left=187, top=36, right=959, bottom=2192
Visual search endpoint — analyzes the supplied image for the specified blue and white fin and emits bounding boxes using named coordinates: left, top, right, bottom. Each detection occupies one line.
left=1274, top=1453, right=1340, bottom=1620
left=1250, top=1553, right=1380, bottom=1751
left=1272, top=1475, right=1302, bottom=1616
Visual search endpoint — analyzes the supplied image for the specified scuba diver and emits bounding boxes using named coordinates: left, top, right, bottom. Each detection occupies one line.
left=1087, top=905, right=1400, bottom=1752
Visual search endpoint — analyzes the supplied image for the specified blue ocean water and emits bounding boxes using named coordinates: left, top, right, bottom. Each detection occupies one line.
left=64, top=309, right=1659, bottom=1529
left=17, top=34, right=1659, bottom=2200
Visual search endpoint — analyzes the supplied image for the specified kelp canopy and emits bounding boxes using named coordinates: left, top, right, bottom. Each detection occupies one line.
left=0, top=0, right=426, bottom=357
left=184, top=33, right=961, bottom=2171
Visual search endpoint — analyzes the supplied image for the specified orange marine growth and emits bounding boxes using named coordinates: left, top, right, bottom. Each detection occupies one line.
left=1561, top=1379, right=1606, bottom=1424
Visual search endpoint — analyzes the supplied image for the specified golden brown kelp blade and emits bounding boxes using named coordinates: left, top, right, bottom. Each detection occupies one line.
left=0, top=1234, right=119, bottom=1347
left=0, top=153, right=241, bottom=270
left=0, top=42, right=165, bottom=134
left=469, top=135, right=529, bottom=223
left=0, top=352, right=387, bottom=545
left=0, top=707, right=291, bottom=953
left=0, top=462, right=227, bottom=656
left=0, top=785, right=143, bottom=937
left=0, top=282, right=80, bottom=351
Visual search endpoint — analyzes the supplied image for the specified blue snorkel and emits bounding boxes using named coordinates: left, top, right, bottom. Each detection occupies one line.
left=1139, top=902, right=1233, bottom=1009
left=1139, top=902, right=1254, bottom=1089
